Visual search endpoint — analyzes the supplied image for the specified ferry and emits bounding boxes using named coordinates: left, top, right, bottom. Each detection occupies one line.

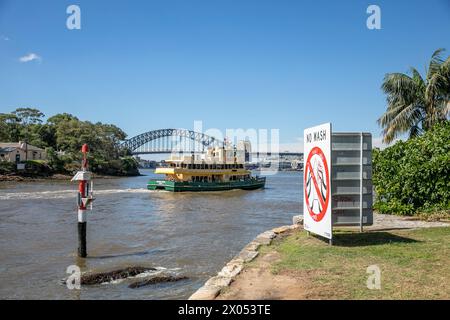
left=147, top=141, right=265, bottom=192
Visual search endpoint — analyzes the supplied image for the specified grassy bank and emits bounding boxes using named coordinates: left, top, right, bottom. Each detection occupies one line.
left=256, top=227, right=450, bottom=299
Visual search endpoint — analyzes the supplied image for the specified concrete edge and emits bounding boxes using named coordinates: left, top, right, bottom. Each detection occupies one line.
left=188, top=215, right=304, bottom=300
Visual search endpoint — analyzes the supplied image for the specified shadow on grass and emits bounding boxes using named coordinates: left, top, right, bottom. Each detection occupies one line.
left=308, top=231, right=420, bottom=247
left=331, top=231, right=420, bottom=247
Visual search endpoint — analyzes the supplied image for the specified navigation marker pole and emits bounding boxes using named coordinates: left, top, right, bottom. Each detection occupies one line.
left=71, top=144, right=94, bottom=258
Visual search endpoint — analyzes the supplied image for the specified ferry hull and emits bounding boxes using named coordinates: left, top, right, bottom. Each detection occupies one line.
left=147, top=178, right=266, bottom=192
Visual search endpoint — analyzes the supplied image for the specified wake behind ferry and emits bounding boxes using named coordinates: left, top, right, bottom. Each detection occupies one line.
left=147, top=141, right=265, bottom=192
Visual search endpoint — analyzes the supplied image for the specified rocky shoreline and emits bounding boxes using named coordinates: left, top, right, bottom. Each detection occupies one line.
left=0, top=173, right=72, bottom=182
left=0, top=173, right=143, bottom=182
left=188, top=215, right=304, bottom=300
left=189, top=213, right=449, bottom=300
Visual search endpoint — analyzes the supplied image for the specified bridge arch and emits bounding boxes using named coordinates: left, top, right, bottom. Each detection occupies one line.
left=121, top=128, right=220, bottom=153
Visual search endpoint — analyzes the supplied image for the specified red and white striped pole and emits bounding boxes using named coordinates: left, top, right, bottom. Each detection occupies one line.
left=71, top=144, right=94, bottom=258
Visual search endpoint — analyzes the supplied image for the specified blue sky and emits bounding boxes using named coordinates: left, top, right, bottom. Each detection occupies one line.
left=1, top=0, right=449, bottom=151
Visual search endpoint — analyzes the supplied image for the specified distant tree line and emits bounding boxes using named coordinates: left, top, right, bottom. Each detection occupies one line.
left=0, top=108, right=139, bottom=176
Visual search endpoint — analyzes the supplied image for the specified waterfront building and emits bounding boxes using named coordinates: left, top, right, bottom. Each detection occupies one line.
left=0, top=142, right=47, bottom=163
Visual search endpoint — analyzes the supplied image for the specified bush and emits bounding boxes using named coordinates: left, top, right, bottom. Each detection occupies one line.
left=373, top=121, right=450, bottom=215
left=89, top=156, right=139, bottom=176
left=0, top=161, right=16, bottom=174
left=23, top=160, right=53, bottom=177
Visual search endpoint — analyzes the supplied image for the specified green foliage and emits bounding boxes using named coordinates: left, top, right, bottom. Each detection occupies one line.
left=0, top=113, right=21, bottom=142
left=378, top=49, right=450, bottom=143
left=373, top=121, right=450, bottom=215
left=0, top=161, right=16, bottom=174
left=1, top=108, right=139, bottom=176
left=90, top=156, right=139, bottom=176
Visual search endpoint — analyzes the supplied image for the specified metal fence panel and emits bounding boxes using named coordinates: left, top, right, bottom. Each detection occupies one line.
left=331, top=133, right=373, bottom=227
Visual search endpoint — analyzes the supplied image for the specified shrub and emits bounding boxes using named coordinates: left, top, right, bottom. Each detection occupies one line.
left=0, top=161, right=16, bottom=174
left=373, top=121, right=450, bottom=215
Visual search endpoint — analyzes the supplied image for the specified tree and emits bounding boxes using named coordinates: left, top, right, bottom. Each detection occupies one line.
left=12, top=108, right=45, bottom=125
left=378, top=49, right=450, bottom=143
left=1, top=107, right=138, bottom=176
left=47, top=113, right=78, bottom=126
left=0, top=113, right=21, bottom=141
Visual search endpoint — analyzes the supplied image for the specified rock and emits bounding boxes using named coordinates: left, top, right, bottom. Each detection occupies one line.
left=205, top=275, right=232, bottom=288
left=293, top=215, right=304, bottom=225
left=189, top=285, right=221, bottom=300
left=236, top=249, right=259, bottom=262
left=80, top=266, right=156, bottom=285
left=244, top=241, right=261, bottom=252
left=218, top=261, right=243, bottom=278
left=128, top=275, right=187, bottom=288
left=255, top=230, right=276, bottom=245
left=272, top=225, right=294, bottom=234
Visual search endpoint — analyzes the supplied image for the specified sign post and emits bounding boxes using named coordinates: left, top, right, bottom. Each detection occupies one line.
left=303, top=123, right=333, bottom=244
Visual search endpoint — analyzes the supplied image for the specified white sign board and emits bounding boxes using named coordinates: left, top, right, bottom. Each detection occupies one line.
left=303, top=123, right=332, bottom=240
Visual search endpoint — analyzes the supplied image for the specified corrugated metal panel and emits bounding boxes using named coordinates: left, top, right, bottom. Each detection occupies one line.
left=331, top=133, right=373, bottom=227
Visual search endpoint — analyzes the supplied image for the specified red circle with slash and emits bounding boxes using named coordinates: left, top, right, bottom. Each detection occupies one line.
left=304, top=146, right=330, bottom=222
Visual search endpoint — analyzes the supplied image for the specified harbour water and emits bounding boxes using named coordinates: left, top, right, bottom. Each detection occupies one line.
left=0, top=170, right=302, bottom=299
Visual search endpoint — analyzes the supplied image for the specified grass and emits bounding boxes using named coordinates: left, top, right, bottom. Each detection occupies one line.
left=259, top=227, right=450, bottom=299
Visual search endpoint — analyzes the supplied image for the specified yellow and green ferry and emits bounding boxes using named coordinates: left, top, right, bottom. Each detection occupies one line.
left=147, top=142, right=265, bottom=192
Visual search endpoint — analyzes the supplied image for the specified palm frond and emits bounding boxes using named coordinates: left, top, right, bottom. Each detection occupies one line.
left=427, top=48, right=446, bottom=80
left=408, top=125, right=423, bottom=139
left=379, top=49, right=449, bottom=143
left=382, top=73, right=423, bottom=107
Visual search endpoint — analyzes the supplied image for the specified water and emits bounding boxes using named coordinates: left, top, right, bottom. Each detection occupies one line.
left=0, top=170, right=302, bottom=299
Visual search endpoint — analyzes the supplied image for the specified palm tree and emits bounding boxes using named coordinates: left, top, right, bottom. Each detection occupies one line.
left=378, top=48, right=450, bottom=143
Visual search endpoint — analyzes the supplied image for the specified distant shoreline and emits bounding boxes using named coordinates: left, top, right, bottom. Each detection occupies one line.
left=0, top=173, right=142, bottom=182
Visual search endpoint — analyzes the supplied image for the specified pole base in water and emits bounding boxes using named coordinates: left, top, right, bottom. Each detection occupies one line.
left=78, top=222, right=87, bottom=258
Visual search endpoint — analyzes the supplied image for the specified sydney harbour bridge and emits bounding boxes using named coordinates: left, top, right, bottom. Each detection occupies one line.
left=120, top=128, right=302, bottom=157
